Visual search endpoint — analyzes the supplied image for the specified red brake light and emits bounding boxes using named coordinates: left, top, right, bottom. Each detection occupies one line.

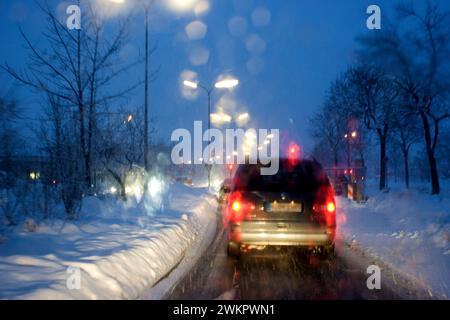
left=227, top=192, right=254, bottom=224
left=287, top=142, right=301, bottom=167
left=231, top=201, right=241, bottom=212
left=326, top=202, right=335, bottom=213
left=312, top=184, right=336, bottom=226
left=315, top=199, right=335, bottom=214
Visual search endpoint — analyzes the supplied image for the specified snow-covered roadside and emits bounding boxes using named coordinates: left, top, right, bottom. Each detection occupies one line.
left=0, top=183, right=217, bottom=299
left=337, top=186, right=450, bottom=299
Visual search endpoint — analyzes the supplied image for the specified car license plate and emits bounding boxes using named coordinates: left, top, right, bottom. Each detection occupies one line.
left=264, top=202, right=302, bottom=212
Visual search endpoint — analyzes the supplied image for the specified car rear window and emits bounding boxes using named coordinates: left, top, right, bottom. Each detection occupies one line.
left=233, top=160, right=329, bottom=193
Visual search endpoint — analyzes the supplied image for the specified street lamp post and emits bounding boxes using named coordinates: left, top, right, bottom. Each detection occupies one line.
left=109, top=0, right=152, bottom=172
left=143, top=2, right=150, bottom=172
left=183, top=79, right=239, bottom=187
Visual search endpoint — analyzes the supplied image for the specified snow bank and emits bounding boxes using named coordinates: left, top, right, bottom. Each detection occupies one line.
left=0, top=183, right=217, bottom=299
left=337, top=186, right=450, bottom=298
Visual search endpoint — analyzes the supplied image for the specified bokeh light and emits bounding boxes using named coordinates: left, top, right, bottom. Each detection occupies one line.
left=228, top=16, right=248, bottom=37
left=251, top=7, right=271, bottom=27
left=167, top=0, right=199, bottom=12
left=185, top=20, right=208, bottom=40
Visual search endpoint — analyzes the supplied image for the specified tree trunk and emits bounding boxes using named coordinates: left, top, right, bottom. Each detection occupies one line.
left=402, top=148, right=409, bottom=189
left=378, top=132, right=387, bottom=190
left=428, top=153, right=439, bottom=194
left=333, top=148, right=339, bottom=168
left=86, top=105, right=93, bottom=189
left=144, top=7, right=149, bottom=172
left=76, top=12, right=89, bottom=189
left=333, top=148, right=339, bottom=180
left=420, top=113, right=440, bottom=194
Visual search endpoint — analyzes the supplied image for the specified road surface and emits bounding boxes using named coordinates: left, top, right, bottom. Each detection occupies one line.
left=165, top=209, right=429, bottom=300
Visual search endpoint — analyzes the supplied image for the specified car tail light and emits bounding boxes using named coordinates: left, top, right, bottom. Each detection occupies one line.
left=313, top=185, right=336, bottom=226
left=313, top=199, right=336, bottom=226
left=231, top=201, right=241, bottom=212
left=326, top=201, right=336, bottom=213
left=227, top=192, right=254, bottom=223
left=313, top=201, right=335, bottom=214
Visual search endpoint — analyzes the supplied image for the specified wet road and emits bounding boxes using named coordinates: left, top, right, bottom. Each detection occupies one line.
left=166, top=210, right=426, bottom=300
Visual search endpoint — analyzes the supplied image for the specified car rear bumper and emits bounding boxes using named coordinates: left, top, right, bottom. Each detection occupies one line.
left=229, top=221, right=335, bottom=247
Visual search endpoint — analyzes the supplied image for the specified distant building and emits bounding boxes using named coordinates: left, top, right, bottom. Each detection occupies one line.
left=0, top=155, right=54, bottom=184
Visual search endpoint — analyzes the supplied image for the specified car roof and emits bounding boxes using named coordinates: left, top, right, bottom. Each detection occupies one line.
left=235, top=158, right=323, bottom=171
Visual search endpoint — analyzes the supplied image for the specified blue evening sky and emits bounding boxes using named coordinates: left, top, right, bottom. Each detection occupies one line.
left=2, top=0, right=448, bottom=153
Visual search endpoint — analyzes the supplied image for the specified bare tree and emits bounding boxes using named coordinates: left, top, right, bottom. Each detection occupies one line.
left=357, top=1, right=450, bottom=194
left=391, top=107, right=421, bottom=188
left=96, top=107, right=155, bottom=200
left=344, top=66, right=399, bottom=190
left=37, top=94, right=84, bottom=219
left=2, top=1, right=142, bottom=191
left=310, top=74, right=357, bottom=170
left=0, top=94, right=24, bottom=224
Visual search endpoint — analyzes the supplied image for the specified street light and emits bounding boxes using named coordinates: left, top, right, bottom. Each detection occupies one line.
left=344, top=130, right=358, bottom=140
left=210, top=112, right=232, bottom=124
left=167, top=0, right=199, bottom=11
left=237, top=112, right=249, bottom=121
left=215, top=79, right=239, bottom=89
left=183, top=77, right=239, bottom=187
left=183, top=80, right=198, bottom=89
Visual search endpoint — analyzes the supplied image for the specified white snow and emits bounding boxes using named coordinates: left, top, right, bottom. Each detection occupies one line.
left=337, top=183, right=450, bottom=299
left=0, top=183, right=217, bottom=299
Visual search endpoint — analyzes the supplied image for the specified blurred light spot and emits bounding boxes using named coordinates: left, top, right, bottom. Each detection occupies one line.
left=211, top=107, right=233, bottom=127
left=215, top=79, right=239, bottom=89
left=185, top=20, right=207, bottom=40
left=251, top=7, right=271, bottom=27
left=183, top=80, right=198, bottom=89
left=237, top=113, right=249, bottom=121
left=228, top=16, right=248, bottom=37
left=148, top=176, right=163, bottom=198
left=211, top=111, right=232, bottom=126
left=167, top=0, right=199, bottom=12
left=246, top=56, right=264, bottom=75
left=236, top=111, right=250, bottom=127
left=93, top=0, right=133, bottom=19
left=194, top=0, right=210, bottom=16
left=188, top=46, right=210, bottom=66
left=245, top=130, right=256, bottom=138
left=215, top=94, right=238, bottom=114
left=245, top=34, right=266, bottom=55
left=180, top=70, right=200, bottom=100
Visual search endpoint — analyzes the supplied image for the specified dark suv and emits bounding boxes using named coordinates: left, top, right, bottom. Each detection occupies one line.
left=225, top=158, right=336, bottom=257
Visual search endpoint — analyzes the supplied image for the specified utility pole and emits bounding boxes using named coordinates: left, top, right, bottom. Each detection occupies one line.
left=144, top=4, right=149, bottom=172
